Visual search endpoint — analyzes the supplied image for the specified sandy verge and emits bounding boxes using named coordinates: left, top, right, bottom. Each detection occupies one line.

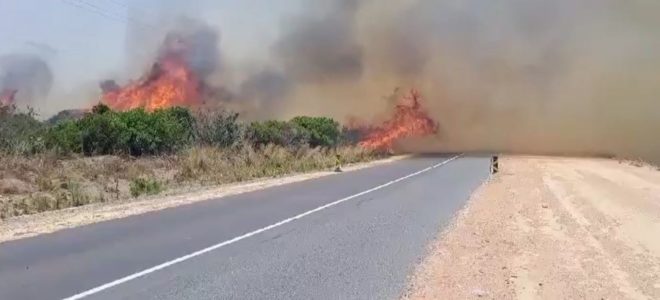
left=0, top=155, right=407, bottom=244
left=405, top=156, right=660, bottom=300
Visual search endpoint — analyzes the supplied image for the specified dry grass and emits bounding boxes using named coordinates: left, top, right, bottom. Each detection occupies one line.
left=0, top=145, right=380, bottom=219
left=616, top=156, right=660, bottom=171
left=176, top=144, right=375, bottom=183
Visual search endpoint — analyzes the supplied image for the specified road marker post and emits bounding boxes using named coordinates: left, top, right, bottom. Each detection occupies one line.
left=334, top=154, right=343, bottom=172
left=491, top=155, right=499, bottom=175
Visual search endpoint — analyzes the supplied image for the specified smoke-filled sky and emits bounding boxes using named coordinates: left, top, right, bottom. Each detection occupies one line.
left=1, top=0, right=660, bottom=161
left=0, top=0, right=301, bottom=109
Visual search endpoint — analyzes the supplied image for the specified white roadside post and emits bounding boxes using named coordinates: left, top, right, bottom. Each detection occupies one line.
left=491, top=155, right=499, bottom=175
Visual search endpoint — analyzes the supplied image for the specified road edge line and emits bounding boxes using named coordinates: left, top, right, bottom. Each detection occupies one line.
left=62, top=154, right=462, bottom=300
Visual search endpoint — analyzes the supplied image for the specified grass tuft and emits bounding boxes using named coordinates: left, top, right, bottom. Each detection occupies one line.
left=129, top=177, right=163, bottom=198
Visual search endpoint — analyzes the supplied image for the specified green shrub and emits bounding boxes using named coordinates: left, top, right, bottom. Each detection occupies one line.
left=290, top=116, right=340, bottom=147
left=194, top=110, right=242, bottom=147
left=245, top=120, right=287, bottom=146
left=46, top=105, right=195, bottom=156
left=282, top=122, right=311, bottom=147
left=118, top=108, right=193, bottom=155
left=46, top=109, right=87, bottom=125
left=79, top=111, right=127, bottom=156
left=245, top=117, right=341, bottom=148
left=245, top=120, right=310, bottom=147
left=129, top=177, right=163, bottom=197
left=0, top=106, right=47, bottom=155
left=162, top=106, right=196, bottom=140
left=46, top=120, right=83, bottom=155
left=3, top=101, right=343, bottom=158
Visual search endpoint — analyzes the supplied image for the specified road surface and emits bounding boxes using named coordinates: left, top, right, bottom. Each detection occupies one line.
left=0, top=155, right=490, bottom=300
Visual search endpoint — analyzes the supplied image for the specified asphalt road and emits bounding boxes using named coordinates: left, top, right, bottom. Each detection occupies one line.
left=0, top=155, right=490, bottom=300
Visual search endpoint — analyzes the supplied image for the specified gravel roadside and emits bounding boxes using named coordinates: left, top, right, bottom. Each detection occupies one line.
left=405, top=156, right=660, bottom=300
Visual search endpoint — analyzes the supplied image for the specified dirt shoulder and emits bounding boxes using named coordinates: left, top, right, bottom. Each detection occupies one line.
left=405, top=156, right=660, bottom=300
left=0, top=155, right=406, bottom=244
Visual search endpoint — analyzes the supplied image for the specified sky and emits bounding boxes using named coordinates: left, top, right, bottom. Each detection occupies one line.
left=0, top=0, right=301, bottom=91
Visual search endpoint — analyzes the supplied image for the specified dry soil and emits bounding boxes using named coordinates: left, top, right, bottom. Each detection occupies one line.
left=406, top=156, right=660, bottom=300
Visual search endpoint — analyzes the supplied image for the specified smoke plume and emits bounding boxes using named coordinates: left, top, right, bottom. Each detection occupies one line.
left=0, top=54, right=53, bottom=106
left=263, top=0, right=660, bottom=162
left=161, top=18, right=222, bottom=80
left=274, top=0, right=363, bottom=83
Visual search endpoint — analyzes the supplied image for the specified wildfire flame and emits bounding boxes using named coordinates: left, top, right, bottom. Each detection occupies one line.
left=0, top=89, right=17, bottom=106
left=102, top=34, right=201, bottom=111
left=356, top=89, right=438, bottom=151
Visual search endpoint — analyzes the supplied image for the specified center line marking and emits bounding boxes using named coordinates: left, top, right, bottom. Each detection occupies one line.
left=63, top=155, right=461, bottom=300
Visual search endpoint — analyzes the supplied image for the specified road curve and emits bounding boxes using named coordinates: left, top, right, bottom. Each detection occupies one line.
left=0, top=155, right=490, bottom=300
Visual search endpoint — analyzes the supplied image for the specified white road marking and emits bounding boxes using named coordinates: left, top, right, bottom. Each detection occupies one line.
left=63, top=155, right=461, bottom=300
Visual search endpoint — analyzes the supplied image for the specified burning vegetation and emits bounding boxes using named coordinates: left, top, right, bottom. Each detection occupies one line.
left=0, top=12, right=443, bottom=153
left=101, top=33, right=202, bottom=111
left=96, top=23, right=440, bottom=151
left=350, top=89, right=438, bottom=151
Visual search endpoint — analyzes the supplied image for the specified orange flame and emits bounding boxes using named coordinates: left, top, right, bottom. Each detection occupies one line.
left=357, top=89, right=438, bottom=151
left=102, top=36, right=201, bottom=111
left=0, top=89, right=17, bottom=106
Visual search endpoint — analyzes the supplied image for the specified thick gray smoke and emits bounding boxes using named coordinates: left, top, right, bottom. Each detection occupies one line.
left=238, top=70, right=291, bottom=114
left=160, top=18, right=222, bottom=79
left=263, top=0, right=660, bottom=162
left=274, top=0, right=363, bottom=83
left=0, top=54, right=53, bottom=105
left=121, top=16, right=222, bottom=82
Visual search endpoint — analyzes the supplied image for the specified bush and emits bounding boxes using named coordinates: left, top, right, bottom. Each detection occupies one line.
left=3, top=102, right=344, bottom=158
left=246, top=120, right=287, bottom=146
left=79, top=111, right=127, bottom=156
left=129, top=177, right=163, bottom=197
left=162, top=106, right=196, bottom=140
left=245, top=120, right=310, bottom=147
left=46, top=105, right=195, bottom=156
left=46, top=120, right=83, bottom=155
left=117, top=108, right=193, bottom=155
left=46, top=109, right=87, bottom=125
left=290, top=116, right=340, bottom=147
left=194, top=110, right=242, bottom=147
left=0, top=106, right=46, bottom=155
left=245, top=117, right=341, bottom=148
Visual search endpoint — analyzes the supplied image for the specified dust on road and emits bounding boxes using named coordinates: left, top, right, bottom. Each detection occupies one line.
left=406, top=156, right=660, bottom=299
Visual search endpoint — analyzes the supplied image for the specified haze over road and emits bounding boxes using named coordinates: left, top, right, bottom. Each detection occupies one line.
left=0, top=155, right=490, bottom=300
